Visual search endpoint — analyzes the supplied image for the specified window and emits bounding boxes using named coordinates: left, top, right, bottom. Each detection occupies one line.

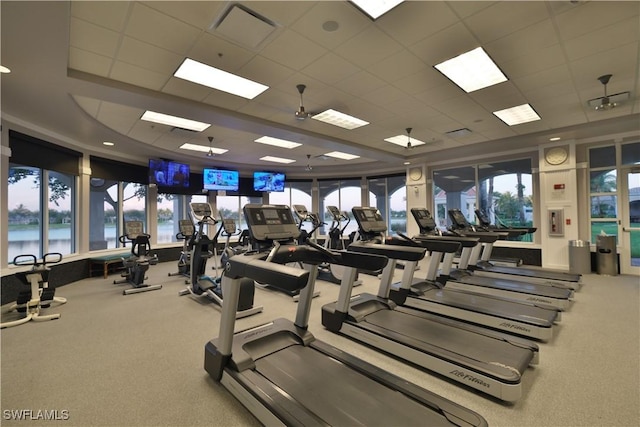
left=268, top=181, right=313, bottom=233
left=157, top=193, right=190, bottom=244
left=589, top=146, right=618, bottom=243
left=368, top=175, right=406, bottom=235
left=432, top=159, right=534, bottom=240
left=89, top=179, right=119, bottom=250
left=319, top=178, right=362, bottom=237
left=7, top=165, right=76, bottom=262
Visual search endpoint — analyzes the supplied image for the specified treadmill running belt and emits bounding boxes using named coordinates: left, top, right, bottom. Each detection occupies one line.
left=255, top=345, right=452, bottom=426
left=363, top=309, right=532, bottom=379
left=460, top=275, right=571, bottom=298
left=482, top=265, right=579, bottom=282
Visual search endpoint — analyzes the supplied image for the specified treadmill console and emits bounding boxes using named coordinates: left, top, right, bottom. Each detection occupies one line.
left=352, top=206, right=387, bottom=233
left=448, top=209, right=470, bottom=229
left=410, top=208, right=437, bottom=233
left=124, top=220, right=144, bottom=238
left=243, top=204, right=299, bottom=242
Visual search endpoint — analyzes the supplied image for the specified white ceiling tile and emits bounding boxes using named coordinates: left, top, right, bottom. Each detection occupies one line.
left=240, top=1, right=315, bottom=28
left=464, top=1, right=549, bottom=43
left=161, top=77, right=211, bottom=103
left=70, top=17, right=121, bottom=57
left=71, top=1, right=130, bottom=32
left=553, top=1, right=640, bottom=41
left=72, top=95, right=102, bottom=118
left=187, top=33, right=256, bottom=73
left=334, top=26, right=404, bottom=68
left=125, top=3, right=201, bottom=54
left=110, top=61, right=168, bottom=91
left=408, top=22, right=478, bottom=65
left=302, top=52, right=361, bottom=85
left=569, top=44, right=639, bottom=89
left=238, top=55, right=295, bottom=89
left=290, top=1, right=371, bottom=50
left=333, top=71, right=387, bottom=98
left=141, top=0, right=224, bottom=30
left=563, top=17, right=640, bottom=61
left=376, top=1, right=458, bottom=46
left=117, top=37, right=183, bottom=75
left=486, top=20, right=559, bottom=65
left=367, top=49, right=428, bottom=83
left=96, top=100, right=142, bottom=135
left=500, top=44, right=566, bottom=80
left=68, top=47, right=112, bottom=77
left=446, top=1, right=497, bottom=19
left=201, top=90, right=250, bottom=111
left=259, top=29, right=328, bottom=70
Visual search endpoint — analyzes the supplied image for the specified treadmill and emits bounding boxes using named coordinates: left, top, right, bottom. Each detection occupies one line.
left=322, top=206, right=539, bottom=402
left=386, top=232, right=560, bottom=341
left=449, top=209, right=582, bottom=288
left=204, top=204, right=488, bottom=427
left=412, top=208, right=573, bottom=311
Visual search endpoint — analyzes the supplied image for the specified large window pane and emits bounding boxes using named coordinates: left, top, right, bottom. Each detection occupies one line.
left=433, top=166, right=476, bottom=229
left=590, top=170, right=617, bottom=192
left=48, top=171, right=74, bottom=255
left=590, top=195, right=618, bottom=218
left=7, top=165, right=42, bottom=261
left=368, top=175, right=406, bottom=235
left=319, top=179, right=362, bottom=237
left=89, top=179, right=119, bottom=250
left=589, top=145, right=616, bottom=168
left=157, top=193, right=187, bottom=244
left=621, top=142, right=640, bottom=166
left=590, top=221, right=619, bottom=244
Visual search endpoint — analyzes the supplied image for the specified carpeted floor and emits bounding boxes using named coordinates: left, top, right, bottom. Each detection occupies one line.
left=1, top=257, right=638, bottom=426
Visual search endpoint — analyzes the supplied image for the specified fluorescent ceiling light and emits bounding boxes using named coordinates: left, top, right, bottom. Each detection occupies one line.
left=174, top=58, right=268, bottom=99
left=102, top=141, right=114, bottom=146
left=312, top=109, right=369, bottom=130
left=384, top=134, right=426, bottom=147
left=443, top=175, right=459, bottom=179
left=324, top=151, right=360, bottom=160
left=0, top=65, right=10, bottom=73
left=255, top=136, right=301, bottom=149
left=260, top=156, right=296, bottom=164
left=141, top=110, right=210, bottom=132
left=351, top=0, right=404, bottom=19
left=179, top=143, right=228, bottom=155
left=549, top=137, right=561, bottom=141
left=493, top=104, right=541, bottom=126
left=434, top=47, right=507, bottom=93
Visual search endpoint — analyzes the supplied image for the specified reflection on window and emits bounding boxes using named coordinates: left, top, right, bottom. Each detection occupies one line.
left=368, top=175, right=406, bottom=235
left=7, top=165, right=76, bottom=262
left=590, top=170, right=617, bottom=193
left=319, top=179, right=362, bottom=237
left=89, top=179, right=119, bottom=250
left=433, top=166, right=476, bottom=230
left=589, top=146, right=621, bottom=243
left=157, top=193, right=188, bottom=244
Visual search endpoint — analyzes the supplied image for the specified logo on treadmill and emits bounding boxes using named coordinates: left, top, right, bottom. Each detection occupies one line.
left=450, top=370, right=490, bottom=388
left=499, top=322, right=531, bottom=333
left=526, top=296, right=552, bottom=304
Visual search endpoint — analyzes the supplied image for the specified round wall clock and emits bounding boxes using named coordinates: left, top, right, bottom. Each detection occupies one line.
left=545, top=146, right=568, bottom=165
left=409, top=167, right=422, bottom=181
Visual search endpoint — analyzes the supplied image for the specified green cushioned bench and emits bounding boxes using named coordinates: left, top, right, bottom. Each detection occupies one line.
left=89, top=253, right=129, bottom=279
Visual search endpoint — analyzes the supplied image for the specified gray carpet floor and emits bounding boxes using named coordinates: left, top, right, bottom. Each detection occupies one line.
left=1, top=258, right=638, bottom=426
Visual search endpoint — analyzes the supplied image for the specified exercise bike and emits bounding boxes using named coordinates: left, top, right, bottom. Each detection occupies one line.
left=168, top=219, right=196, bottom=280
left=179, top=202, right=262, bottom=318
left=1, top=253, right=67, bottom=329
left=114, top=221, right=162, bottom=295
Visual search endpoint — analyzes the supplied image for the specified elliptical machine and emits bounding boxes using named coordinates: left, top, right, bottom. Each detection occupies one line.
left=1, top=253, right=67, bottom=329
left=114, top=221, right=162, bottom=295
left=324, top=205, right=362, bottom=286
left=168, top=219, right=196, bottom=280
left=178, top=202, right=262, bottom=318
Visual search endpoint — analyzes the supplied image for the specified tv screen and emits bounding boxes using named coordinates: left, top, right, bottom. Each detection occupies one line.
left=253, top=171, right=285, bottom=192
left=203, top=168, right=239, bottom=191
left=149, top=159, right=190, bottom=187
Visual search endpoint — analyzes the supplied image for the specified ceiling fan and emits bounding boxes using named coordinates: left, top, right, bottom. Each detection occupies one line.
left=588, top=74, right=630, bottom=111
left=405, top=127, right=413, bottom=150
left=207, top=136, right=215, bottom=157
left=295, top=84, right=313, bottom=120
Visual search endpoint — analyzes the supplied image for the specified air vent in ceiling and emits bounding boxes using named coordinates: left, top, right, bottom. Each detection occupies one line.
left=170, top=127, right=199, bottom=137
left=211, top=4, right=276, bottom=49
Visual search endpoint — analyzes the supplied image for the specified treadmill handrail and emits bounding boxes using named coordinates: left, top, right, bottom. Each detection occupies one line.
left=348, top=241, right=426, bottom=262
left=225, top=253, right=309, bottom=291
left=415, top=234, right=480, bottom=248
left=387, top=233, right=462, bottom=254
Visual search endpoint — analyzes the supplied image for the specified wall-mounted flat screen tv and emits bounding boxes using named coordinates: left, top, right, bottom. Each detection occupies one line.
left=203, top=168, right=239, bottom=191
left=253, top=171, right=285, bottom=192
left=149, top=159, right=190, bottom=187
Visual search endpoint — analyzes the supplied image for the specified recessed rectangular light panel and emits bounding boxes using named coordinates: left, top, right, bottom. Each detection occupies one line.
left=324, top=151, right=360, bottom=160
left=260, top=156, right=296, bottom=164
left=434, top=47, right=507, bottom=93
left=493, top=104, right=541, bottom=126
left=179, top=143, right=228, bottom=155
left=255, top=136, right=301, bottom=149
left=312, top=109, right=369, bottom=130
left=384, top=135, right=426, bottom=147
left=351, top=0, right=404, bottom=19
left=174, top=58, right=269, bottom=99
left=141, top=111, right=210, bottom=132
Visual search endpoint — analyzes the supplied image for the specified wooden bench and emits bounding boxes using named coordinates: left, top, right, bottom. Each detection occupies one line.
left=89, top=253, right=129, bottom=279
